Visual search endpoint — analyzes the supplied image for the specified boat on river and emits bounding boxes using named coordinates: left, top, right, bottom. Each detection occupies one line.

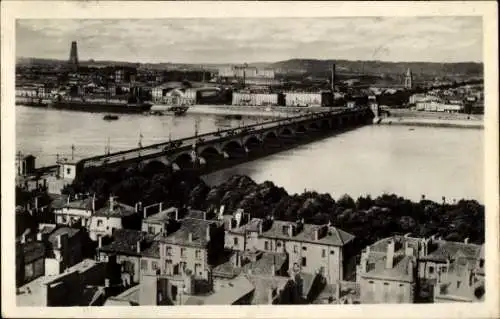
left=103, top=114, right=119, bottom=121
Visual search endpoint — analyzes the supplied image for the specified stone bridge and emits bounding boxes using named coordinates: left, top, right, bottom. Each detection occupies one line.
left=77, top=107, right=373, bottom=173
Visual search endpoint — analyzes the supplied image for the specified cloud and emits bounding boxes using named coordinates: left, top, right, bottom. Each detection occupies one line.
left=16, top=17, right=483, bottom=63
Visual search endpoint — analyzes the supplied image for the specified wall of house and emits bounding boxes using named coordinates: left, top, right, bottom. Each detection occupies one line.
left=54, top=208, right=92, bottom=227
left=224, top=232, right=245, bottom=251
left=89, top=216, right=123, bottom=240
left=115, top=255, right=141, bottom=284
left=142, top=222, right=165, bottom=235
left=24, top=258, right=45, bottom=283
left=157, top=242, right=209, bottom=279
left=359, top=277, right=414, bottom=304
left=232, top=93, right=278, bottom=106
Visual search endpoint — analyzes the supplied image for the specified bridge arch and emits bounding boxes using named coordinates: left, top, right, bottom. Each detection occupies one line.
left=198, top=146, right=222, bottom=165
left=243, top=135, right=262, bottom=148
left=279, top=127, right=295, bottom=136
left=221, top=140, right=246, bottom=158
left=171, top=152, right=193, bottom=170
left=308, top=121, right=320, bottom=130
left=263, top=130, right=278, bottom=140
left=320, top=119, right=331, bottom=130
left=296, top=124, right=307, bottom=133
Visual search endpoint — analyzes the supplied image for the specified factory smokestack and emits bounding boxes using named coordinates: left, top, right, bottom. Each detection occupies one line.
left=69, top=41, right=79, bottom=71
left=331, top=64, right=336, bottom=93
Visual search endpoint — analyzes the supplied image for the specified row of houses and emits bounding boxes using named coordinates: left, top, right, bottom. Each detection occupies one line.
left=16, top=193, right=485, bottom=306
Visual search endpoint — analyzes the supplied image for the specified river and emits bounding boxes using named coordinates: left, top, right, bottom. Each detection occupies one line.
left=16, top=105, right=484, bottom=203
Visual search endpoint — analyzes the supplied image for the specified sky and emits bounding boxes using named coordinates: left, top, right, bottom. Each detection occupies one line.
left=16, top=17, right=483, bottom=64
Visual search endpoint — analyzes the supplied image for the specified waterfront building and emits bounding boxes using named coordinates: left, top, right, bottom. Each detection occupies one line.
left=284, top=92, right=323, bottom=107
left=224, top=214, right=356, bottom=284
left=232, top=92, right=279, bottom=106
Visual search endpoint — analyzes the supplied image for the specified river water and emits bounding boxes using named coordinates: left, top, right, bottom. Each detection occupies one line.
left=16, top=105, right=484, bottom=203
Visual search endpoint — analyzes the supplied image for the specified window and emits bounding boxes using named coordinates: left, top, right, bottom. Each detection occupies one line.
left=66, top=168, right=71, bottom=175
left=330, top=250, right=335, bottom=255
left=456, top=281, right=461, bottom=289
left=233, top=237, right=238, bottom=246
left=181, top=248, right=186, bottom=258
left=97, top=219, right=103, bottom=227
left=166, top=246, right=172, bottom=256
left=195, top=263, right=202, bottom=276
left=301, top=257, right=307, bottom=267
left=152, top=261, right=159, bottom=270
left=302, top=246, right=307, bottom=251
left=368, top=281, right=374, bottom=284
left=265, top=241, right=269, bottom=251
left=165, top=260, right=172, bottom=275
left=140, top=259, right=148, bottom=270
left=429, top=266, right=434, bottom=274
left=479, top=259, right=484, bottom=268
left=322, top=249, right=326, bottom=258
left=148, top=226, right=155, bottom=234
left=277, top=241, right=282, bottom=247
left=195, top=250, right=201, bottom=259
left=293, top=245, right=298, bottom=253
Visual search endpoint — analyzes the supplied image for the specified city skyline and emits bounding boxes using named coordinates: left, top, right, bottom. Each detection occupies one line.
left=16, top=17, right=483, bottom=64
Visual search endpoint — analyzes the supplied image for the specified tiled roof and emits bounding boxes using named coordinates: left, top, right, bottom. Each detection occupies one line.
left=141, top=241, right=160, bottom=259
left=63, top=197, right=94, bottom=210
left=362, top=252, right=415, bottom=283
left=369, top=236, right=421, bottom=254
left=229, top=218, right=262, bottom=234
left=261, top=220, right=354, bottom=246
left=47, top=227, right=81, bottom=247
left=422, top=240, right=482, bottom=262
left=50, top=194, right=70, bottom=210
left=99, top=229, right=154, bottom=256
left=94, top=200, right=136, bottom=218
left=144, top=207, right=177, bottom=224
left=241, top=251, right=287, bottom=276
left=201, top=275, right=255, bottom=305
left=39, top=224, right=57, bottom=236
left=156, top=218, right=220, bottom=248
left=246, top=274, right=290, bottom=305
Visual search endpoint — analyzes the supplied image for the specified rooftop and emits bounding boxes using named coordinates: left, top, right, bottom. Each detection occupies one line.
left=200, top=275, right=254, bottom=305
left=422, top=240, right=482, bottom=263
left=261, top=220, right=355, bottom=246
left=143, top=207, right=177, bottom=224
left=246, top=273, right=291, bottom=305
left=94, top=199, right=136, bottom=218
left=156, top=218, right=220, bottom=248
left=104, top=285, right=140, bottom=306
left=99, top=229, right=155, bottom=256
left=361, top=252, right=415, bottom=283
left=47, top=227, right=81, bottom=247
left=56, top=197, right=93, bottom=211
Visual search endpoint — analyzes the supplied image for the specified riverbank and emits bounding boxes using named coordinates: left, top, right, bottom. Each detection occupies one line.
left=186, top=105, right=334, bottom=118
left=378, top=109, right=484, bottom=129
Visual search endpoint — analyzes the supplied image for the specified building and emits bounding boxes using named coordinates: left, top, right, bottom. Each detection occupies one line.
left=17, top=259, right=109, bottom=307
left=284, top=92, right=323, bottom=107
left=88, top=196, right=140, bottom=241
left=98, top=229, right=156, bottom=284
left=44, top=227, right=84, bottom=275
left=356, top=235, right=485, bottom=304
left=140, top=218, right=225, bottom=280
left=16, top=241, right=46, bottom=287
left=356, top=237, right=417, bottom=304
left=53, top=195, right=95, bottom=228
left=224, top=214, right=356, bottom=284
left=16, top=154, right=36, bottom=176
left=68, top=41, right=79, bottom=71
left=56, top=158, right=78, bottom=181
left=232, top=92, right=278, bottom=106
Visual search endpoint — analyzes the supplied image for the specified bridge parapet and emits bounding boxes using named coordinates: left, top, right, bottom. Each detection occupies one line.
left=78, top=107, right=372, bottom=171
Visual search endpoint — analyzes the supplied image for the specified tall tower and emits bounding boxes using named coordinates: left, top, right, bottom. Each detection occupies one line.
left=404, top=68, right=413, bottom=89
left=69, top=41, right=79, bottom=71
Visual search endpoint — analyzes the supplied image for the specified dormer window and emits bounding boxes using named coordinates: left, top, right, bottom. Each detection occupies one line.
left=479, top=259, right=484, bottom=268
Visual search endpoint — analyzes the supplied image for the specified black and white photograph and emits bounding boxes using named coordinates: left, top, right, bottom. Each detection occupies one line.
left=1, top=1, right=498, bottom=318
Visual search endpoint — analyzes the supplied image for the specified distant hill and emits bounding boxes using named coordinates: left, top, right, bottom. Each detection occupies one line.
left=17, top=57, right=483, bottom=79
left=268, top=59, right=483, bottom=78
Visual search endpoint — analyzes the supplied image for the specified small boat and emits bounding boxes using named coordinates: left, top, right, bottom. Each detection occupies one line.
left=103, top=114, right=119, bottom=121
left=224, top=114, right=243, bottom=120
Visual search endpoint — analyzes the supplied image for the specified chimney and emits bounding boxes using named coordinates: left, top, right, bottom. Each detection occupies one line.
left=34, top=196, right=39, bottom=210
left=360, top=254, right=368, bottom=273
left=271, top=260, right=276, bottom=275
left=159, top=202, right=163, bottom=212
left=57, top=234, right=63, bottom=249
left=188, top=232, right=193, bottom=242
left=67, top=196, right=70, bottom=204
left=314, top=228, right=319, bottom=241
left=143, top=206, right=148, bottom=219
left=98, top=236, right=103, bottom=249
left=464, top=238, right=469, bottom=244
left=136, top=240, right=141, bottom=254
left=385, top=240, right=395, bottom=269
left=288, top=224, right=294, bottom=237
left=407, top=259, right=414, bottom=278
left=331, top=64, right=336, bottom=93
left=135, top=203, right=138, bottom=213
left=92, top=194, right=96, bottom=212
left=206, top=225, right=211, bottom=242
left=109, top=196, right=114, bottom=211
left=203, top=211, right=207, bottom=220
left=36, top=232, right=42, bottom=241
left=404, top=233, right=411, bottom=238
